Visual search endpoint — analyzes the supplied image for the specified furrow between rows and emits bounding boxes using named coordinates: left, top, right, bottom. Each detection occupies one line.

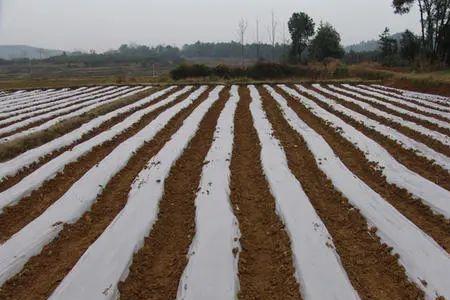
left=350, top=85, right=450, bottom=122
left=341, top=84, right=450, bottom=129
left=0, top=87, right=210, bottom=299
left=225, top=86, right=302, bottom=300
left=314, top=84, right=450, bottom=155
left=249, top=85, right=359, bottom=300
left=330, top=85, right=450, bottom=136
left=0, top=86, right=123, bottom=130
left=50, top=86, right=225, bottom=300
left=0, top=89, right=65, bottom=108
left=0, top=86, right=115, bottom=124
left=0, top=87, right=89, bottom=118
left=0, top=87, right=150, bottom=143
left=0, top=86, right=102, bottom=118
left=176, top=86, right=240, bottom=300
left=363, top=85, right=450, bottom=112
left=0, top=86, right=140, bottom=140
left=0, top=90, right=37, bottom=103
left=295, top=84, right=449, bottom=189
left=0, top=86, right=116, bottom=118
left=0, top=86, right=175, bottom=190
left=0, top=86, right=161, bottom=162
left=0, top=86, right=196, bottom=242
left=372, top=85, right=450, bottom=105
left=259, top=86, right=424, bottom=300
left=0, top=84, right=447, bottom=299
left=268, top=85, right=450, bottom=299
left=0, top=86, right=211, bottom=293
left=280, top=84, right=450, bottom=219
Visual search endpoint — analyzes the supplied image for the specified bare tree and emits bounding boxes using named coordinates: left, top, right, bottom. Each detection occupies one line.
left=237, top=18, right=248, bottom=66
left=282, top=21, right=290, bottom=60
left=282, top=21, right=290, bottom=45
left=256, top=18, right=261, bottom=60
left=267, top=10, right=278, bottom=61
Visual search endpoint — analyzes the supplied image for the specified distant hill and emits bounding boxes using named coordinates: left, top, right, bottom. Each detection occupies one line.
left=345, top=32, right=403, bottom=53
left=0, top=45, right=66, bottom=60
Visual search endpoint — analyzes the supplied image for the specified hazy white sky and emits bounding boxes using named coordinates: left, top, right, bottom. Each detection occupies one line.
left=0, top=0, right=420, bottom=51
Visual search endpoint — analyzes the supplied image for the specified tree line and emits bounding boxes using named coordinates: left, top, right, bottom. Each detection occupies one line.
left=1, top=0, right=447, bottom=69
left=359, top=0, right=449, bottom=67
left=181, top=41, right=290, bottom=61
left=287, top=12, right=344, bottom=63
left=393, top=0, right=450, bottom=66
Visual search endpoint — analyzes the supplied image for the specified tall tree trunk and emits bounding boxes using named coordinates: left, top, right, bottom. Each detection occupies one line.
left=433, top=0, right=449, bottom=61
left=424, top=0, right=435, bottom=55
left=418, top=0, right=426, bottom=47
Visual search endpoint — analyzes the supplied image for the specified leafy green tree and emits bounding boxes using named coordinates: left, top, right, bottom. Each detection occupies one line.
left=379, top=28, right=398, bottom=57
left=400, top=30, right=421, bottom=61
left=180, top=41, right=289, bottom=61
left=288, top=12, right=315, bottom=62
left=443, top=25, right=450, bottom=64
left=309, top=23, right=344, bottom=61
left=392, top=0, right=450, bottom=63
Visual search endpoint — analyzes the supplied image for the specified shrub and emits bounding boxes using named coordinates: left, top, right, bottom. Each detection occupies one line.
left=349, top=68, right=393, bottom=80
left=333, top=65, right=350, bottom=78
left=170, top=64, right=212, bottom=80
left=213, top=64, right=242, bottom=78
left=247, top=63, right=295, bottom=79
left=115, top=74, right=126, bottom=84
left=170, top=62, right=322, bottom=80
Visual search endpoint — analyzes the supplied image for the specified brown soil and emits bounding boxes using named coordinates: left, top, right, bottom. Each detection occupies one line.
left=0, top=88, right=146, bottom=137
left=259, top=86, right=424, bottom=300
left=0, top=84, right=447, bottom=299
left=117, top=87, right=230, bottom=300
left=275, top=86, right=450, bottom=253
left=0, top=87, right=106, bottom=123
left=0, top=87, right=196, bottom=243
left=348, top=86, right=450, bottom=122
left=0, top=105, right=87, bottom=134
left=334, top=86, right=450, bottom=136
left=0, top=88, right=98, bottom=122
left=0, top=87, right=181, bottom=193
left=1, top=88, right=89, bottom=111
left=297, top=85, right=450, bottom=190
left=388, top=95, right=450, bottom=113
left=0, top=99, right=98, bottom=126
left=0, top=87, right=213, bottom=300
left=0, top=87, right=162, bottom=162
left=367, top=87, right=450, bottom=112
left=310, top=85, right=450, bottom=157
left=386, top=79, right=450, bottom=99
left=226, top=86, right=302, bottom=300
left=0, top=94, right=123, bottom=133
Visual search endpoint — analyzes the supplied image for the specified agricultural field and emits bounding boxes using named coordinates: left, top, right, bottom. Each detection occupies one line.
left=0, top=82, right=449, bottom=300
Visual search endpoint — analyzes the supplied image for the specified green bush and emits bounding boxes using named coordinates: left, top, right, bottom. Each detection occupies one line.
left=213, top=64, right=245, bottom=79
left=170, top=62, right=320, bottom=80
left=350, top=68, right=393, bottom=80
left=170, top=64, right=212, bottom=80
left=333, top=65, right=349, bottom=78
left=247, top=63, right=295, bottom=79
